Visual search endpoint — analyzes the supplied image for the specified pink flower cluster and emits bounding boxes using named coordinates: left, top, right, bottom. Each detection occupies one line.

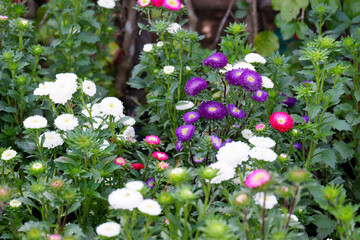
left=137, top=0, right=182, bottom=11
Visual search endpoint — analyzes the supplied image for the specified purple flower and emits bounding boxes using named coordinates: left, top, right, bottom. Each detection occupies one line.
left=198, top=101, right=227, bottom=120
left=228, top=104, right=246, bottom=119
left=193, top=157, right=205, bottom=163
left=203, top=52, right=228, bottom=68
left=210, top=135, right=222, bottom=149
left=301, top=116, right=309, bottom=123
left=293, top=142, right=302, bottom=150
left=175, top=125, right=195, bottom=141
left=251, top=90, right=268, bottom=102
left=183, top=111, right=200, bottom=124
left=175, top=140, right=183, bottom=151
left=146, top=178, right=155, bottom=189
left=225, top=69, right=245, bottom=86
left=239, top=69, right=262, bottom=92
left=221, top=138, right=232, bottom=147
left=283, top=97, right=297, bottom=107
left=185, top=77, right=207, bottom=96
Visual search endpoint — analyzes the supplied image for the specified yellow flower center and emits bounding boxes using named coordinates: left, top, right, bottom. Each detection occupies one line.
left=278, top=117, right=285, bottom=124
left=181, top=128, right=188, bottom=135
left=208, top=107, right=217, bottom=112
left=247, top=76, right=254, bottom=82
left=253, top=172, right=267, bottom=181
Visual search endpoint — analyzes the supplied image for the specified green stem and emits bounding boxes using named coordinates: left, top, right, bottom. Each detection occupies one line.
left=123, top=214, right=133, bottom=240
left=160, top=33, right=169, bottom=64
left=142, top=151, right=152, bottom=181
left=47, top=96, right=59, bottom=116
left=18, top=31, right=24, bottom=51
left=183, top=202, right=190, bottom=240
left=177, top=42, right=183, bottom=102
left=144, top=216, right=151, bottom=240
left=32, top=55, right=40, bottom=76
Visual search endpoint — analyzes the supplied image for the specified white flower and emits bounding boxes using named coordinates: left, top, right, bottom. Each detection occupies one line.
left=249, top=136, right=275, bottom=149
left=209, top=162, right=236, bottom=184
left=20, top=19, right=29, bottom=26
left=82, top=80, right=96, bottom=97
left=1, top=149, right=17, bottom=161
left=93, top=117, right=108, bottom=130
left=167, top=23, right=181, bottom=34
left=55, top=73, right=78, bottom=81
left=40, top=131, right=64, bottom=149
left=249, top=147, right=277, bottom=162
left=233, top=61, right=256, bottom=71
left=108, top=188, right=143, bottom=210
left=33, top=82, right=53, bottom=96
left=123, top=126, right=135, bottom=139
left=156, top=41, right=164, bottom=47
left=23, top=115, right=47, bottom=129
left=163, top=66, right=175, bottom=74
left=216, top=141, right=250, bottom=168
left=261, top=76, right=274, bottom=89
left=138, top=199, right=162, bottom=216
left=122, top=117, right=136, bottom=126
left=253, top=192, right=277, bottom=209
left=97, top=0, right=116, bottom=9
left=219, top=63, right=233, bottom=73
left=96, top=222, right=121, bottom=237
left=175, top=100, right=194, bottom=110
left=185, top=66, right=191, bottom=71
left=143, top=43, right=153, bottom=52
left=282, top=214, right=299, bottom=222
left=100, top=97, right=124, bottom=117
left=125, top=181, right=144, bottom=191
left=49, top=73, right=78, bottom=104
left=9, top=199, right=22, bottom=208
left=82, top=103, right=102, bottom=118
left=100, top=140, right=110, bottom=150
left=54, top=114, right=79, bottom=131
left=241, top=129, right=253, bottom=139
left=171, top=168, right=185, bottom=175
left=244, top=53, right=266, bottom=64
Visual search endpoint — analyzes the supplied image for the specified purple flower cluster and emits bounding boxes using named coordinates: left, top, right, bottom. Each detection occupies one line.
left=210, top=135, right=222, bottom=149
left=198, top=101, right=227, bottom=120
left=185, top=77, right=207, bottom=96
left=203, top=52, right=228, bottom=68
left=175, top=125, right=195, bottom=141
left=225, top=69, right=244, bottom=86
left=183, top=111, right=200, bottom=124
left=239, top=69, right=262, bottom=92
left=228, top=104, right=246, bottom=119
left=251, top=90, right=268, bottom=102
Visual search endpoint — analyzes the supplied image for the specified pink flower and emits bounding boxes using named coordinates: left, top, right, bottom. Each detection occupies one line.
left=163, top=0, right=181, bottom=11
left=114, top=157, right=126, bottom=166
left=49, top=235, right=62, bottom=240
left=255, top=123, right=266, bottom=131
left=131, top=163, right=144, bottom=170
left=244, top=169, right=271, bottom=188
left=158, top=161, right=169, bottom=170
left=152, top=0, right=164, bottom=7
left=145, top=135, right=161, bottom=145
left=165, top=218, right=169, bottom=225
left=269, top=112, right=293, bottom=132
left=138, top=0, right=151, bottom=7
left=152, top=151, right=168, bottom=161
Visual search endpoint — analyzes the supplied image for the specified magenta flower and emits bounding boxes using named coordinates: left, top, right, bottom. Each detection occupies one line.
left=145, top=135, right=161, bottom=145
left=255, top=123, right=266, bottom=131
left=163, top=0, right=181, bottom=11
left=198, top=101, right=227, bottom=120
left=114, top=157, right=126, bottom=166
left=175, top=140, right=183, bottom=151
left=158, top=161, right=169, bottom=170
left=185, top=77, right=207, bottom=96
left=203, top=52, right=228, bottom=68
left=251, top=90, right=268, bottom=102
left=175, top=125, right=195, bottom=141
left=244, top=169, right=271, bottom=188
left=210, top=135, right=222, bottom=149
left=183, top=111, right=200, bottom=124
left=225, top=69, right=245, bottom=86
left=138, top=0, right=151, bottom=7
left=228, top=104, right=246, bottom=119
left=152, top=151, right=168, bottom=161
left=49, top=235, right=62, bottom=240
left=239, top=69, right=262, bottom=92
left=151, top=0, right=163, bottom=7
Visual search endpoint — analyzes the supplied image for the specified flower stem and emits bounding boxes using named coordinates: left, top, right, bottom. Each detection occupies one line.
left=142, top=151, right=152, bottom=181
left=261, top=192, right=266, bottom=240
left=285, top=184, right=300, bottom=229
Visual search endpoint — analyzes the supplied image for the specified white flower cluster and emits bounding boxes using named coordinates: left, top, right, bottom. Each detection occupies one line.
left=248, top=136, right=277, bottom=162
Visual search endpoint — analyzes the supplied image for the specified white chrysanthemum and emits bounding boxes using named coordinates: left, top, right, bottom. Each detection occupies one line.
left=233, top=62, right=256, bottom=71
left=163, top=66, right=175, bottom=74
left=138, top=199, right=162, bottom=216
left=108, top=188, right=143, bottom=210
left=97, top=0, right=116, bottom=9
left=261, top=76, right=274, bottom=89
left=23, top=115, right=47, bottom=129
left=143, top=43, right=153, bottom=52
left=123, top=117, right=136, bottom=126
left=175, top=100, right=194, bottom=110
left=156, top=41, right=164, bottom=47
left=249, top=136, right=275, bottom=149
left=40, top=131, right=64, bottom=149
left=167, top=23, right=181, bottom=34
left=100, top=139, right=110, bottom=150
left=55, top=73, right=77, bottom=81
left=241, top=129, right=253, bottom=139
left=82, top=80, right=96, bottom=97
left=253, top=192, right=277, bottom=209
left=100, top=97, right=124, bottom=117
left=281, top=214, right=299, bottom=222
left=125, top=181, right=144, bottom=191
left=209, top=162, right=236, bottom=184
left=9, top=199, right=22, bottom=208
left=244, top=53, right=266, bottom=64
left=33, top=82, right=53, bottom=96
left=49, top=73, right=78, bottom=104
left=216, top=141, right=250, bottom=168
left=1, top=149, right=17, bottom=161
left=123, top=126, right=135, bottom=139
left=82, top=103, right=102, bottom=118
left=54, top=114, right=79, bottom=131
left=249, top=147, right=277, bottom=162
left=219, top=63, right=233, bottom=73
left=96, top=222, right=121, bottom=237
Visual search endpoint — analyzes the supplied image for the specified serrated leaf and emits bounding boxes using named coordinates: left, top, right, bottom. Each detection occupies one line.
left=354, top=91, right=360, bottom=102
left=290, top=114, right=305, bottom=124
left=78, top=31, right=99, bottom=44
left=328, top=119, right=351, bottom=131
left=312, top=148, right=337, bottom=168
left=333, top=141, right=354, bottom=160
left=313, top=214, right=336, bottom=239
left=307, top=104, right=322, bottom=119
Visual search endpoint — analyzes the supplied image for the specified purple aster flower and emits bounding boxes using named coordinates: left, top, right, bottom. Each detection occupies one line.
left=301, top=116, right=309, bottom=123
left=183, top=111, right=200, bottom=124
left=210, top=135, right=222, bottom=149
left=221, top=138, right=232, bottom=147
left=239, top=69, right=262, bottom=92
left=283, top=97, right=297, bottom=107
left=198, top=101, right=227, bottom=120
left=203, top=52, right=228, bottom=68
left=193, top=157, right=205, bottom=163
left=293, top=142, right=302, bottom=150
left=175, top=140, right=183, bottom=151
left=146, top=178, right=155, bottom=189
left=251, top=90, right=269, bottom=102
left=185, top=77, right=207, bottom=96
left=175, top=125, right=195, bottom=141
left=225, top=69, right=245, bottom=86
left=228, top=104, right=246, bottom=119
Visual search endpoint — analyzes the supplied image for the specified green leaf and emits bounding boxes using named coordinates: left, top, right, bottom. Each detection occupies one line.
left=235, top=1, right=249, bottom=19
left=311, top=148, right=337, bottom=168
left=328, top=119, right=351, bottom=131
left=280, top=21, right=297, bottom=40
left=272, top=0, right=283, bottom=10
left=280, top=0, right=301, bottom=22
left=333, top=141, right=354, bottom=160
left=90, top=168, right=101, bottom=180
left=296, top=0, right=309, bottom=8
left=354, top=91, right=360, bottom=102
left=78, top=32, right=99, bottom=44
left=307, top=104, right=322, bottom=119
left=254, top=31, right=279, bottom=57
left=290, top=114, right=305, bottom=124
left=313, top=214, right=336, bottom=239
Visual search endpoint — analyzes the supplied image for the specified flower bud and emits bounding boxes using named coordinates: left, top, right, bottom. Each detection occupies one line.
left=29, top=162, right=46, bottom=175
left=198, top=167, right=218, bottom=180
left=290, top=128, right=301, bottom=137
left=255, top=123, right=266, bottom=132
left=203, top=218, right=229, bottom=239
left=278, top=153, right=289, bottom=163
left=30, top=44, right=45, bottom=56
left=0, top=186, right=11, bottom=202
left=27, top=228, right=42, bottom=240
left=50, top=178, right=65, bottom=191
left=158, top=192, right=174, bottom=205
left=169, top=167, right=188, bottom=183
left=158, top=162, right=169, bottom=170
left=234, top=193, right=249, bottom=206
left=287, top=168, right=310, bottom=183
left=178, top=187, right=195, bottom=202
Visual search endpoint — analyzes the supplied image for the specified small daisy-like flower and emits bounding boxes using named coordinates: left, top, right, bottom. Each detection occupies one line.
left=253, top=192, right=278, bottom=209
left=156, top=41, right=164, bottom=47
left=203, top=52, right=228, bottom=68
left=100, top=97, right=124, bottom=117
left=152, top=151, right=168, bottom=161
left=228, top=104, right=246, bottom=119
left=1, top=149, right=17, bottom=161
left=269, top=112, right=294, bottom=132
left=29, top=162, right=46, bottom=174
left=241, top=129, right=253, bottom=139
left=137, top=0, right=151, bottom=7
left=183, top=111, right=199, bottom=124
left=54, top=114, right=79, bottom=131
left=249, top=147, right=277, bottom=162
left=175, top=100, right=194, bottom=110
left=249, top=136, right=275, bottom=149
left=126, top=181, right=144, bottom=191
left=9, top=199, right=22, bottom=208
left=82, top=80, right=96, bottom=97
left=23, top=115, right=48, bottom=129
left=210, top=135, right=222, bottom=149
left=198, top=101, right=227, bottom=120
left=244, top=169, right=271, bottom=188
left=255, top=123, right=266, bottom=131
left=185, top=77, right=207, bottom=96
left=233, top=61, right=255, bottom=71
left=33, top=82, right=53, bottom=96
left=251, top=90, right=268, bottom=102
left=225, top=69, right=245, bottom=86
left=96, top=222, right=121, bottom=238
left=131, top=163, right=144, bottom=170
left=244, top=53, right=266, bottom=64
left=138, top=199, right=162, bottom=216
left=293, top=142, right=302, bottom=150
left=48, top=234, right=62, bottom=240
left=114, top=157, right=126, bottom=166
left=145, top=135, right=161, bottom=145
left=158, top=161, right=169, bottom=170
left=261, top=76, right=274, bottom=89
left=239, top=69, right=262, bottom=92
left=163, top=0, right=181, bottom=11
left=175, top=125, right=195, bottom=141
left=146, top=178, right=155, bottom=189
left=167, top=23, right=181, bottom=34
left=108, top=188, right=143, bottom=210
left=163, top=65, right=175, bottom=74
left=143, top=43, right=153, bottom=52
left=40, top=131, right=64, bottom=149
left=175, top=140, right=183, bottom=151
left=193, top=156, right=205, bottom=163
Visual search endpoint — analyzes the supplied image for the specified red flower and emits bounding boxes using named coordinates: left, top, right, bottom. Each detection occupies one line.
left=131, top=163, right=144, bottom=170
left=152, top=151, right=168, bottom=161
left=151, top=0, right=163, bottom=7
left=269, top=112, right=293, bottom=132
